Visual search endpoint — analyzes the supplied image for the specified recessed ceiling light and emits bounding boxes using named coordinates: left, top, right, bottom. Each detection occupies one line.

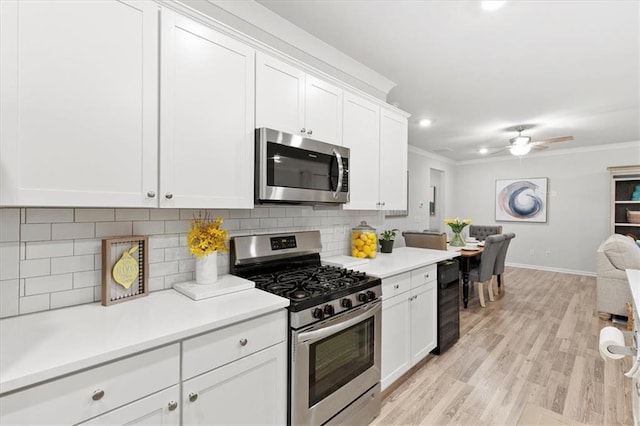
left=481, top=1, right=507, bottom=11
left=478, top=148, right=489, bottom=155
left=419, top=119, right=432, bottom=127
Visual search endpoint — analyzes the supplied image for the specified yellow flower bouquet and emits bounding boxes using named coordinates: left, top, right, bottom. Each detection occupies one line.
left=444, top=217, right=471, bottom=247
left=187, top=213, right=228, bottom=257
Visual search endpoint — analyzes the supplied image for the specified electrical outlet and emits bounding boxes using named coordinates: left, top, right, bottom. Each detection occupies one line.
left=545, top=251, right=551, bottom=257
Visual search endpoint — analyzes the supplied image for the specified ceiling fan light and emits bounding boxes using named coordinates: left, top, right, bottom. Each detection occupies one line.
left=509, top=144, right=531, bottom=156
left=478, top=147, right=489, bottom=155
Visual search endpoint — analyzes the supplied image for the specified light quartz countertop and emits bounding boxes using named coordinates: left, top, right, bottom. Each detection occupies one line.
left=0, top=285, right=288, bottom=394
left=324, top=247, right=459, bottom=279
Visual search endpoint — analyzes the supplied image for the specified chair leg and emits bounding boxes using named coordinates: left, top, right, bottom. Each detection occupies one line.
left=478, top=282, right=486, bottom=307
left=487, top=279, right=495, bottom=302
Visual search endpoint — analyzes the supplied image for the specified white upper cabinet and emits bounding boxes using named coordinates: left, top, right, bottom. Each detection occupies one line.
left=0, top=0, right=159, bottom=207
left=379, top=108, right=408, bottom=211
left=342, top=93, right=380, bottom=210
left=160, top=10, right=255, bottom=208
left=256, top=52, right=343, bottom=145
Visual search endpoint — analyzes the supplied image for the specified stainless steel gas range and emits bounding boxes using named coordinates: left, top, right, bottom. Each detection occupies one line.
left=231, top=231, right=381, bottom=426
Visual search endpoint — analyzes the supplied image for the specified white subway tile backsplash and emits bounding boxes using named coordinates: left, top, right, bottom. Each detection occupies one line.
left=149, top=248, right=165, bottom=264
left=20, top=259, right=51, bottom=278
left=293, top=217, right=309, bottom=227
left=25, top=274, right=73, bottom=296
left=148, top=276, right=165, bottom=292
left=277, top=217, right=294, bottom=228
left=179, top=258, right=195, bottom=273
left=224, top=219, right=240, bottom=231
left=51, top=255, right=94, bottom=274
left=26, top=208, right=74, bottom=224
left=19, top=294, right=50, bottom=314
left=50, top=287, right=94, bottom=309
left=149, top=235, right=180, bottom=249
left=259, top=218, right=277, bottom=228
left=149, top=261, right=179, bottom=278
left=240, top=218, right=260, bottom=229
left=52, top=223, right=95, bottom=240
left=94, top=254, right=102, bottom=270
left=73, top=270, right=101, bottom=289
left=115, top=208, right=150, bottom=221
left=0, top=209, right=20, bottom=242
left=164, top=246, right=191, bottom=261
left=75, top=208, right=115, bottom=222
left=95, top=221, right=132, bottom=238
left=250, top=208, right=270, bottom=218
left=164, top=272, right=193, bottom=288
left=149, top=209, right=180, bottom=221
left=0, top=279, right=19, bottom=318
left=0, top=242, right=19, bottom=280
left=133, top=220, right=165, bottom=236
left=20, top=224, right=51, bottom=241
left=229, top=210, right=251, bottom=219
left=26, top=241, right=74, bottom=259
left=164, top=220, right=190, bottom=234
left=74, top=239, right=102, bottom=255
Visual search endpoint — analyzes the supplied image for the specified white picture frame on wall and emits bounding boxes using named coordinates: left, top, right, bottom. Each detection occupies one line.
left=495, top=177, right=548, bottom=222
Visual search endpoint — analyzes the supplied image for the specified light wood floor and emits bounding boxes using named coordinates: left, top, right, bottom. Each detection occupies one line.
left=371, top=267, right=634, bottom=425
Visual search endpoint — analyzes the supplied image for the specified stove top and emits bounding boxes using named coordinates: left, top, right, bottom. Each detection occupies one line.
left=245, top=264, right=379, bottom=312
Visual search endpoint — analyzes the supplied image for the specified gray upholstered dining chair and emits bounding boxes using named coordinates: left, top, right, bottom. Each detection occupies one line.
left=493, top=232, right=515, bottom=294
left=468, top=234, right=506, bottom=307
left=469, top=225, right=503, bottom=241
left=402, top=231, right=447, bottom=250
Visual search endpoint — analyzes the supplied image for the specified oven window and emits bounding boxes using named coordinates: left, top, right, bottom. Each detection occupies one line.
left=308, top=317, right=375, bottom=407
left=267, top=142, right=338, bottom=191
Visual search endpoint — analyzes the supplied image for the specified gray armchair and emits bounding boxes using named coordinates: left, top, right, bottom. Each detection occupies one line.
left=468, top=234, right=506, bottom=307
left=402, top=231, right=447, bottom=250
left=469, top=225, right=503, bottom=241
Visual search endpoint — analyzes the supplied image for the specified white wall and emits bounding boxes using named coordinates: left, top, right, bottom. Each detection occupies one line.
left=453, top=142, right=640, bottom=275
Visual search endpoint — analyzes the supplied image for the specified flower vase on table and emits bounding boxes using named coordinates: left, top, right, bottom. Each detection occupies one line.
left=445, top=217, right=471, bottom=247
left=187, top=213, right=228, bottom=285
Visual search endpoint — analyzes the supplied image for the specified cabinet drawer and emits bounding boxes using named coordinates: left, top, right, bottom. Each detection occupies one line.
left=411, top=264, right=437, bottom=287
left=0, top=344, right=179, bottom=425
left=182, top=310, right=287, bottom=380
left=382, top=272, right=411, bottom=298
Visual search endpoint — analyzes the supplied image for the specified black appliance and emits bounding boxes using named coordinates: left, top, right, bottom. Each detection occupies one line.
left=230, top=231, right=381, bottom=426
left=431, top=259, right=460, bottom=355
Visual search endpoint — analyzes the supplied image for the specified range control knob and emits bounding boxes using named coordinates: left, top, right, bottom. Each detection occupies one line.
left=324, top=304, right=335, bottom=316
left=357, top=293, right=368, bottom=303
left=312, top=308, right=325, bottom=320
left=341, top=298, right=353, bottom=309
left=366, top=290, right=376, bottom=301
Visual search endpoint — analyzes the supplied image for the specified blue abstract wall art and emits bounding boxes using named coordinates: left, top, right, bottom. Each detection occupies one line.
left=495, top=178, right=548, bottom=222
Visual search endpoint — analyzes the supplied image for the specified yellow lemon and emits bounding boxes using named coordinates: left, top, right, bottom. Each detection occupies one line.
left=367, top=233, right=376, bottom=242
left=354, top=239, right=364, bottom=247
left=360, top=233, right=368, bottom=241
left=356, top=251, right=366, bottom=258
left=352, top=249, right=359, bottom=257
left=363, top=246, right=372, bottom=255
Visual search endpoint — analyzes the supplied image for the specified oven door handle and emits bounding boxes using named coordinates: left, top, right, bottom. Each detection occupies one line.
left=297, top=301, right=381, bottom=344
left=331, top=148, right=344, bottom=199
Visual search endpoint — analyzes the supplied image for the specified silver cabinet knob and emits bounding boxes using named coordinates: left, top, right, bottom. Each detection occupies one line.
left=165, top=193, right=173, bottom=199
left=424, top=274, right=429, bottom=279
left=394, top=284, right=399, bottom=289
left=92, top=389, right=105, bottom=401
left=188, top=392, right=198, bottom=402
left=168, top=401, right=178, bottom=411
left=300, top=128, right=306, bottom=134
left=147, top=191, right=156, bottom=198
left=381, top=202, right=386, bottom=206
left=239, top=338, right=248, bottom=346
left=307, top=129, right=313, bottom=135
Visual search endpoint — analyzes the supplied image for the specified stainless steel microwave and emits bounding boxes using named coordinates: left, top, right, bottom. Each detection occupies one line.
left=255, top=128, right=349, bottom=205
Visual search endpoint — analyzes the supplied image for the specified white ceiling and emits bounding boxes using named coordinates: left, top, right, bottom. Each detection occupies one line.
left=255, top=0, right=640, bottom=161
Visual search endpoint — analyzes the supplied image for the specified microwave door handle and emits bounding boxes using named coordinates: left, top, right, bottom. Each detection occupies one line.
left=331, top=149, right=344, bottom=199
left=297, top=301, right=380, bottom=344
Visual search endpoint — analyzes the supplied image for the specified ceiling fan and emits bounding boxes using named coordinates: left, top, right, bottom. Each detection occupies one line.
left=494, top=125, right=574, bottom=156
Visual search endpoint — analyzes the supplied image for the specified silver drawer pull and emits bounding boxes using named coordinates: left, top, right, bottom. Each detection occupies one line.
left=239, top=338, right=248, bottom=346
left=189, top=392, right=198, bottom=403
left=168, top=401, right=178, bottom=411
left=92, top=389, right=105, bottom=401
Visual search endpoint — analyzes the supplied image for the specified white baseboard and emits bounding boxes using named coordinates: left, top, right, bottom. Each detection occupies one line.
left=506, top=262, right=596, bottom=277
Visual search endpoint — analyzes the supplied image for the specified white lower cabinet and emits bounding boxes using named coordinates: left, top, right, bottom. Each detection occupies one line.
left=79, top=385, right=180, bottom=426
left=182, top=342, right=287, bottom=426
left=381, top=264, right=437, bottom=390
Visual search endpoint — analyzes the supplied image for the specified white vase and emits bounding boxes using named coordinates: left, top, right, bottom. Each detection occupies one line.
left=195, top=251, right=218, bottom=285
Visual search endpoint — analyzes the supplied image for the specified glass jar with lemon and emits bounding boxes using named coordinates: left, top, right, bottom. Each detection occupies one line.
left=351, top=221, right=377, bottom=259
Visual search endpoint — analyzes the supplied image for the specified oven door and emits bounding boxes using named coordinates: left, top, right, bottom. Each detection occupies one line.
left=256, top=128, right=349, bottom=204
left=291, top=300, right=381, bottom=426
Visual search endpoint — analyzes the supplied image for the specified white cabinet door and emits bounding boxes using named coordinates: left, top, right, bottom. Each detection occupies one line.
left=160, top=10, right=255, bottom=208
left=305, top=75, right=343, bottom=145
left=0, top=0, right=159, bottom=207
left=255, top=52, right=305, bottom=136
left=381, top=293, right=411, bottom=390
left=79, top=385, right=180, bottom=426
left=410, top=281, right=437, bottom=364
left=379, top=108, right=408, bottom=210
left=342, top=93, right=380, bottom=210
left=182, top=343, right=287, bottom=426
left=255, top=53, right=342, bottom=144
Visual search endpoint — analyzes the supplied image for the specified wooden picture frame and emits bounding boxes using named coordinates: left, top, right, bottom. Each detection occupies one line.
left=102, top=236, right=149, bottom=306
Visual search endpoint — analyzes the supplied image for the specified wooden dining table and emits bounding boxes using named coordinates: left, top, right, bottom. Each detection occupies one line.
left=449, top=245, right=484, bottom=308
